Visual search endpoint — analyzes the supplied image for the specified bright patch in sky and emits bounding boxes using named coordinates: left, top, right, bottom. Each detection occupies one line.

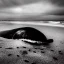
left=10, top=2, right=58, bottom=14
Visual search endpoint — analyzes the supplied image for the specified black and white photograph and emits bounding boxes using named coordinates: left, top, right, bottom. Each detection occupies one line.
left=0, top=0, right=64, bottom=64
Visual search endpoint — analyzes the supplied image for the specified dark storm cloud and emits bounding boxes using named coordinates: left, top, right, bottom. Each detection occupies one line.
left=0, top=0, right=64, bottom=20
left=46, top=9, right=64, bottom=15
left=50, top=0, right=64, bottom=6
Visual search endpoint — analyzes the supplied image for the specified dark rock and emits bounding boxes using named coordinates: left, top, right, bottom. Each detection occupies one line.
left=58, top=51, right=63, bottom=55
left=31, top=62, right=36, bottom=64
left=22, top=50, right=28, bottom=55
left=24, top=60, right=29, bottom=63
left=17, top=47, right=19, bottom=49
left=40, top=48, right=44, bottom=50
left=0, top=47, right=2, bottom=48
left=53, top=57, right=58, bottom=61
left=8, top=54, right=12, bottom=56
left=22, top=46, right=26, bottom=48
left=5, top=47, right=13, bottom=49
left=28, top=49, right=31, bottom=52
left=33, top=51, right=36, bottom=53
left=17, top=55, right=20, bottom=57
left=50, top=50, right=54, bottom=52
left=41, top=51, right=45, bottom=53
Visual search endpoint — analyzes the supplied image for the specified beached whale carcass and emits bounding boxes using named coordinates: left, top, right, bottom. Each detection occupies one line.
left=0, top=27, right=53, bottom=45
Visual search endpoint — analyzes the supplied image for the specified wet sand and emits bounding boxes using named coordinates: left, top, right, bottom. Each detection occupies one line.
left=0, top=22, right=64, bottom=64
left=0, top=37, right=64, bottom=64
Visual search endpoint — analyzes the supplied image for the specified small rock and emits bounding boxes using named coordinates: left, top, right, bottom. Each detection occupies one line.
left=53, top=57, right=58, bottom=61
left=58, top=51, right=63, bottom=55
left=28, top=49, right=31, bottom=52
left=8, top=54, right=12, bottom=56
left=0, top=47, right=2, bottom=48
left=21, top=50, right=28, bottom=55
left=50, top=50, right=54, bottom=52
left=22, top=46, right=26, bottom=48
left=31, top=62, right=36, bottom=64
left=17, top=55, right=20, bottom=57
left=17, top=47, right=19, bottom=49
left=24, top=60, right=29, bottom=63
left=33, top=51, right=36, bottom=53
left=5, top=47, right=13, bottom=49
left=41, top=51, right=45, bottom=53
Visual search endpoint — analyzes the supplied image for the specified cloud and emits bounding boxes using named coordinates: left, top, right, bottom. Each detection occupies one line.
left=10, top=2, right=57, bottom=14
left=50, top=0, right=64, bottom=7
left=0, top=0, right=42, bottom=8
left=0, top=0, right=64, bottom=8
left=8, top=2, right=64, bottom=15
left=0, top=0, right=64, bottom=20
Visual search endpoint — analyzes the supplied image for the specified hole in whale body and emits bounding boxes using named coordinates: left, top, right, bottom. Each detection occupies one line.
left=12, top=27, right=53, bottom=45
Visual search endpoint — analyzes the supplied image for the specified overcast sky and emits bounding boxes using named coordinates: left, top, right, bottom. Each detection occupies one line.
left=0, top=0, right=64, bottom=7
left=0, top=0, right=64, bottom=20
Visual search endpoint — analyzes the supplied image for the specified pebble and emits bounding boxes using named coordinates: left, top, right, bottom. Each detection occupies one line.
left=24, top=60, right=29, bottom=63
left=53, top=57, right=58, bottom=61
left=8, top=54, right=12, bottom=56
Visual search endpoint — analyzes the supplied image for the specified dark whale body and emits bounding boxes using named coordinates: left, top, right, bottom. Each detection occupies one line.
left=0, top=27, right=53, bottom=45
